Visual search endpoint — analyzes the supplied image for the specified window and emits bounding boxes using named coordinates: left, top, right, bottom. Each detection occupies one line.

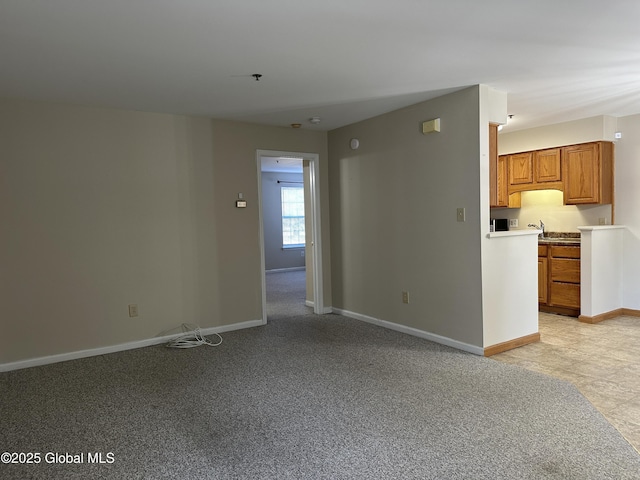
left=281, top=186, right=305, bottom=247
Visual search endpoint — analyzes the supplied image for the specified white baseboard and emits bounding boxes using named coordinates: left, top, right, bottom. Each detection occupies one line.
left=0, top=319, right=264, bottom=373
left=332, top=308, right=484, bottom=356
left=304, top=300, right=332, bottom=314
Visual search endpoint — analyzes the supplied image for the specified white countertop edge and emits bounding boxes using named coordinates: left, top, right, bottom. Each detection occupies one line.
left=487, top=230, right=541, bottom=238
left=577, top=225, right=626, bottom=231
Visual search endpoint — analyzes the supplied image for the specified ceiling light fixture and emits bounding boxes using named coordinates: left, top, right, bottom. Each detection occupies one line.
left=498, top=114, right=515, bottom=132
left=290, top=123, right=301, bottom=129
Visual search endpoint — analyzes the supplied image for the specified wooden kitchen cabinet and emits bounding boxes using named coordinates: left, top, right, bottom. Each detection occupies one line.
left=508, top=152, right=533, bottom=186
left=496, top=155, right=520, bottom=207
left=489, top=124, right=521, bottom=208
left=507, top=150, right=563, bottom=194
left=489, top=124, right=499, bottom=207
left=502, top=141, right=612, bottom=204
left=540, top=243, right=581, bottom=316
left=537, top=245, right=548, bottom=304
left=562, top=141, right=613, bottom=205
left=534, top=148, right=562, bottom=183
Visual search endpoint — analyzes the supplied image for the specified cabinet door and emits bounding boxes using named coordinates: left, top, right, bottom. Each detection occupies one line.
left=563, top=143, right=599, bottom=204
left=508, top=152, right=534, bottom=186
left=534, top=148, right=561, bottom=183
left=489, top=124, right=499, bottom=207
left=496, top=155, right=509, bottom=207
left=538, top=257, right=548, bottom=304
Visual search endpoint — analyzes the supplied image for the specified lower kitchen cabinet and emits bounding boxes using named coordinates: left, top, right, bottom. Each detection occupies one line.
left=539, top=243, right=580, bottom=316
left=537, top=246, right=548, bottom=304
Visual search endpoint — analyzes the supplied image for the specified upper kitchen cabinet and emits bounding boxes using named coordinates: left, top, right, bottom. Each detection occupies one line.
left=507, top=148, right=563, bottom=194
left=508, top=152, right=533, bottom=186
left=489, top=124, right=521, bottom=208
left=534, top=148, right=562, bottom=183
left=562, top=141, right=614, bottom=205
left=499, top=141, right=614, bottom=206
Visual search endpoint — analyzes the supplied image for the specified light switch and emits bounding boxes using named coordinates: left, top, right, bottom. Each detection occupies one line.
left=456, top=208, right=465, bottom=222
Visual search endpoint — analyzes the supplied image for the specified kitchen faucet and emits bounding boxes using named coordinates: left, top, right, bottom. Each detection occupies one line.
left=528, top=220, right=545, bottom=238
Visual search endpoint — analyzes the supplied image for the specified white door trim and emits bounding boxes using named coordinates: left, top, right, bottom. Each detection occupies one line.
left=256, top=149, right=324, bottom=322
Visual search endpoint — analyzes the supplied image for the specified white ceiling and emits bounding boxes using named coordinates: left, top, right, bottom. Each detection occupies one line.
left=1, top=1, right=639, bottom=133
left=261, top=156, right=303, bottom=174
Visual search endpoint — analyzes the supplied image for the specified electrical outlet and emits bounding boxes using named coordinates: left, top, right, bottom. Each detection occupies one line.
left=509, top=218, right=518, bottom=228
left=598, top=217, right=607, bottom=225
left=456, top=208, right=465, bottom=222
left=402, top=291, right=409, bottom=304
left=128, top=304, right=139, bottom=318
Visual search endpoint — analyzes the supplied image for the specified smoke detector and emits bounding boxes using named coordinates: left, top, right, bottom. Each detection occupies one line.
left=309, top=116, right=321, bottom=125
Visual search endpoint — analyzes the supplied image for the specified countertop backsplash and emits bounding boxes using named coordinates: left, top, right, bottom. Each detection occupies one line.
left=491, top=189, right=613, bottom=233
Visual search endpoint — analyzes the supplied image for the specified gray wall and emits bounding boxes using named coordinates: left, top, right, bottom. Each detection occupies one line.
left=261, top=171, right=306, bottom=270
left=0, top=98, right=330, bottom=364
left=328, top=86, right=484, bottom=347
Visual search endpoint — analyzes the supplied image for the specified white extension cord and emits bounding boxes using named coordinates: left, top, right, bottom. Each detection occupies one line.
left=166, top=323, right=223, bottom=349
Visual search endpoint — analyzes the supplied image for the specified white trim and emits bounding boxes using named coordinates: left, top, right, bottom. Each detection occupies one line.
left=257, top=149, right=324, bottom=319
left=308, top=153, right=325, bottom=314
left=333, top=308, right=484, bottom=356
left=487, top=230, right=541, bottom=238
left=577, top=225, right=626, bottom=231
left=305, top=299, right=332, bottom=314
left=0, top=319, right=263, bottom=372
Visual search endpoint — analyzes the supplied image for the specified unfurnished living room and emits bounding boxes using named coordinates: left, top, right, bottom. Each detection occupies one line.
left=1, top=2, right=640, bottom=479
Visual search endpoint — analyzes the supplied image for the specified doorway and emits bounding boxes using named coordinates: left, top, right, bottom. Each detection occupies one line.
left=257, top=149, right=324, bottom=323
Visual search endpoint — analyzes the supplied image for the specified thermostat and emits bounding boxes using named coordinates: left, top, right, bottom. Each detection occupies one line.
left=236, top=200, right=247, bottom=208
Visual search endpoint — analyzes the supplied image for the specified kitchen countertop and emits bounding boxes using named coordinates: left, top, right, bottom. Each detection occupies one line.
left=537, top=232, right=581, bottom=245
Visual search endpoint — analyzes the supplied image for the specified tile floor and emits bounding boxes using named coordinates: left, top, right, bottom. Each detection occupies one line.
left=492, top=312, right=640, bottom=453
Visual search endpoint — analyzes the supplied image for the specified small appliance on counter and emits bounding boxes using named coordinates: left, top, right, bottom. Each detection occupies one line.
left=490, top=218, right=509, bottom=232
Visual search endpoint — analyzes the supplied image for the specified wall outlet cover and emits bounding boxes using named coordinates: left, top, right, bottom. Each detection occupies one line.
left=509, top=218, right=518, bottom=228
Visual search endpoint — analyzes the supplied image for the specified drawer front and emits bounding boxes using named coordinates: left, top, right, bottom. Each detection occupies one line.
left=551, top=258, right=580, bottom=283
left=550, top=245, right=580, bottom=259
left=538, top=245, right=548, bottom=256
left=550, top=282, right=580, bottom=308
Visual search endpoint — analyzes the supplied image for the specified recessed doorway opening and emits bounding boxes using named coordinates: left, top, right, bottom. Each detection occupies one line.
left=257, top=150, right=324, bottom=323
